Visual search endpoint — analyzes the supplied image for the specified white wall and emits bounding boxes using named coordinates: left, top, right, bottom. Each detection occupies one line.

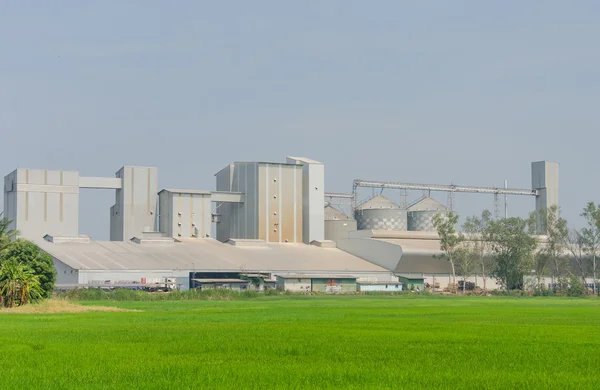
left=3, top=169, right=80, bottom=241
left=53, top=258, right=79, bottom=284
left=276, top=277, right=312, bottom=292
left=359, top=284, right=403, bottom=292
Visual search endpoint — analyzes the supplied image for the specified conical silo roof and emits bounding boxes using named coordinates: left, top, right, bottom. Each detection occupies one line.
left=357, top=194, right=401, bottom=210
left=407, top=197, right=448, bottom=212
left=325, top=205, right=353, bottom=221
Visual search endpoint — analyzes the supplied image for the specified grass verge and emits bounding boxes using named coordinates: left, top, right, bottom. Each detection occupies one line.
left=0, top=299, right=139, bottom=314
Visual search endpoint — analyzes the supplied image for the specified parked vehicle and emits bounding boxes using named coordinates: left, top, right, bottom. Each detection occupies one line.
left=142, top=277, right=178, bottom=292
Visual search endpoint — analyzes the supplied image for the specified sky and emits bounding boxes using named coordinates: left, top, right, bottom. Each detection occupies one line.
left=1, top=1, right=599, bottom=240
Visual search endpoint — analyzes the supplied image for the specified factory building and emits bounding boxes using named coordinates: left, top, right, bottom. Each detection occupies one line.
left=357, top=281, right=403, bottom=292
left=2, top=157, right=563, bottom=291
left=276, top=275, right=357, bottom=293
left=337, top=230, right=504, bottom=290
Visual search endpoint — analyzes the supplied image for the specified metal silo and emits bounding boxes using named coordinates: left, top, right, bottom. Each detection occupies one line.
left=354, top=195, right=407, bottom=231
left=407, top=197, right=448, bottom=232
left=324, top=205, right=357, bottom=241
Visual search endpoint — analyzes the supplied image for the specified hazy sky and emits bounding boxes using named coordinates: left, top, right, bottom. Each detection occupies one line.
left=1, top=1, right=599, bottom=239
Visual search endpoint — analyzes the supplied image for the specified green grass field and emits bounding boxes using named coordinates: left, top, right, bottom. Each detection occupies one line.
left=1, top=296, right=599, bottom=389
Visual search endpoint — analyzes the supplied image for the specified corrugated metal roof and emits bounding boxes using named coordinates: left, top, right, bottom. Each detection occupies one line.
left=324, top=205, right=353, bottom=221
left=36, top=238, right=388, bottom=274
left=407, top=197, right=448, bottom=212
left=356, top=195, right=401, bottom=210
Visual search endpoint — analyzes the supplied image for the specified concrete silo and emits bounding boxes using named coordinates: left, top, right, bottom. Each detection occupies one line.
left=354, top=195, right=407, bottom=231
left=324, top=205, right=357, bottom=241
left=407, top=197, right=448, bottom=232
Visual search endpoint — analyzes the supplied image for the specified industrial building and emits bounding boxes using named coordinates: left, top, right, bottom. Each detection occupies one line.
left=357, top=281, right=403, bottom=292
left=2, top=157, right=562, bottom=292
left=275, top=275, right=357, bottom=293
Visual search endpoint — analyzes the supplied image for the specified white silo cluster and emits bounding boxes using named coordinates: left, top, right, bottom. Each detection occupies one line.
left=352, top=194, right=449, bottom=232
left=354, top=195, right=408, bottom=231
left=407, top=197, right=448, bottom=232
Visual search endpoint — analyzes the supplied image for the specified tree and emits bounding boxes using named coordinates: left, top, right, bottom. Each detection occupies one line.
left=0, top=260, right=43, bottom=308
left=0, top=260, right=21, bottom=308
left=0, top=213, right=18, bottom=253
left=566, top=229, right=589, bottom=285
left=532, top=251, right=550, bottom=289
left=462, top=210, right=493, bottom=292
left=581, top=202, right=600, bottom=295
left=433, top=212, right=464, bottom=292
left=454, top=247, right=476, bottom=293
left=19, top=268, right=44, bottom=305
left=487, top=217, right=538, bottom=290
left=0, top=240, right=56, bottom=298
left=544, top=206, right=569, bottom=288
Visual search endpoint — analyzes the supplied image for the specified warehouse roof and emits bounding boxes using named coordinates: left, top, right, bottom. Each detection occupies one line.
left=336, top=237, right=452, bottom=274
left=35, top=238, right=389, bottom=273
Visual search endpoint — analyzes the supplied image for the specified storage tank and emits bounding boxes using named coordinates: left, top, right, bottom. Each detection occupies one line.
left=407, top=197, right=448, bottom=232
left=354, top=195, right=407, bottom=231
left=324, top=205, right=357, bottom=241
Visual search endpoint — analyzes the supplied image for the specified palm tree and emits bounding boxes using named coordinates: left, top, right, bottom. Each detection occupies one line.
left=19, top=268, right=43, bottom=305
left=0, top=260, right=42, bottom=308
left=0, top=260, right=22, bottom=308
left=0, top=213, right=19, bottom=252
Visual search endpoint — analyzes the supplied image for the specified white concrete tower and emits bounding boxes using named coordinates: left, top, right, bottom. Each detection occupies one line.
left=286, top=157, right=325, bottom=244
left=3, top=169, right=80, bottom=240
left=110, top=166, right=158, bottom=241
left=531, top=161, right=559, bottom=233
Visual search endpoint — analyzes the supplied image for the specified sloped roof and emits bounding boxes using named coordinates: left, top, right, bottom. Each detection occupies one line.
left=35, top=238, right=389, bottom=274
left=325, top=205, right=353, bottom=221
left=357, top=195, right=401, bottom=210
left=407, top=197, right=448, bottom=212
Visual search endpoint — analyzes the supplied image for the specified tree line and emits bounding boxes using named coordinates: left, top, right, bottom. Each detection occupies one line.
left=0, top=214, right=56, bottom=308
left=433, top=203, right=599, bottom=296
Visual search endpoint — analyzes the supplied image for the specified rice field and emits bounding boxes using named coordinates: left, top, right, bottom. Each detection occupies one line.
left=0, top=296, right=598, bottom=389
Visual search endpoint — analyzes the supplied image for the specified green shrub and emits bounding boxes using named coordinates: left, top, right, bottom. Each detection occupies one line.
left=566, top=276, right=587, bottom=297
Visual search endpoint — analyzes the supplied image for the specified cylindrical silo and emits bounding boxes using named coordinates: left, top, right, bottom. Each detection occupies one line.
left=354, top=195, right=407, bottom=231
left=407, top=197, right=449, bottom=232
left=324, top=205, right=357, bottom=241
